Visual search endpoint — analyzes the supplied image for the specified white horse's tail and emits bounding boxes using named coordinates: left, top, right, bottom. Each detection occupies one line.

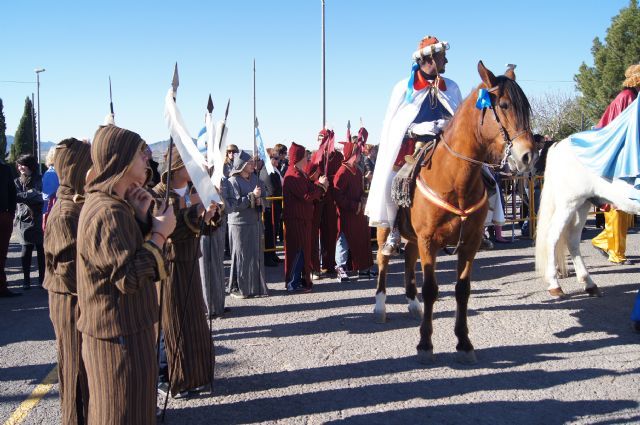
left=535, top=152, right=568, bottom=279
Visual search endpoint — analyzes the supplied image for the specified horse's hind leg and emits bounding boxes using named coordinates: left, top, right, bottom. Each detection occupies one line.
left=545, top=206, right=575, bottom=297
left=566, top=203, right=602, bottom=297
left=454, top=245, right=478, bottom=364
left=374, top=227, right=390, bottom=323
left=403, top=241, right=423, bottom=319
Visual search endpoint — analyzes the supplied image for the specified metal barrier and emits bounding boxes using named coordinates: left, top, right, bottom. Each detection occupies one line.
left=261, top=176, right=608, bottom=252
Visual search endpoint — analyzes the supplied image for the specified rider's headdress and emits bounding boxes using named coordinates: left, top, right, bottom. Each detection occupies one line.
left=412, top=36, right=449, bottom=62
left=623, top=64, right=640, bottom=88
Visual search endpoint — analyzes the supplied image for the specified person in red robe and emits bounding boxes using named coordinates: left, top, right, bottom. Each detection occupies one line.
left=591, top=63, right=640, bottom=266
left=333, top=139, right=374, bottom=282
left=307, top=129, right=342, bottom=276
left=283, top=142, right=328, bottom=291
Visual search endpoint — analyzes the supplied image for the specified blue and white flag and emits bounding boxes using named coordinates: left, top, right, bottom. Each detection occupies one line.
left=255, top=119, right=274, bottom=175
left=196, top=126, right=207, bottom=154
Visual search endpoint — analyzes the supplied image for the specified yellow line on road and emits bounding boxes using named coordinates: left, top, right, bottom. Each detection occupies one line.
left=3, top=366, right=58, bottom=425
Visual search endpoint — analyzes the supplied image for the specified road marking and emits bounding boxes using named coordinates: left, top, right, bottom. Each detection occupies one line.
left=3, top=366, right=58, bottom=425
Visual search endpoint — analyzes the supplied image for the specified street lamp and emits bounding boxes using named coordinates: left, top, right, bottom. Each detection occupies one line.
left=34, top=68, right=45, bottom=171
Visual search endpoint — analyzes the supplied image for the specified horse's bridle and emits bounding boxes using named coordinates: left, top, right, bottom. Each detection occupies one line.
left=442, top=84, right=529, bottom=169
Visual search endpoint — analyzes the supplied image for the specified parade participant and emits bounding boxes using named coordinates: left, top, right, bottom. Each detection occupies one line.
left=42, top=148, right=59, bottom=227
left=14, top=154, right=45, bottom=289
left=307, top=129, right=342, bottom=276
left=199, top=164, right=229, bottom=319
left=43, top=138, right=92, bottom=424
left=365, top=35, right=463, bottom=256
left=153, top=145, right=218, bottom=397
left=333, top=140, right=374, bottom=282
left=283, top=142, right=328, bottom=290
left=227, top=151, right=269, bottom=298
left=259, top=148, right=283, bottom=267
left=0, top=159, right=18, bottom=297
left=77, top=125, right=175, bottom=425
left=592, top=64, right=640, bottom=266
left=223, top=144, right=239, bottom=178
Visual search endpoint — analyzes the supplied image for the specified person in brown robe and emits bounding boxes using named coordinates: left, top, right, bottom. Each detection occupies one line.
left=153, top=146, right=218, bottom=397
left=333, top=141, right=374, bottom=279
left=43, top=138, right=92, bottom=424
left=283, top=142, right=328, bottom=290
left=77, top=125, right=175, bottom=425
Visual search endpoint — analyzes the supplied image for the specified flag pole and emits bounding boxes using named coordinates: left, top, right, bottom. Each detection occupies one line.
left=321, top=0, right=326, bottom=129
left=253, top=59, right=257, bottom=158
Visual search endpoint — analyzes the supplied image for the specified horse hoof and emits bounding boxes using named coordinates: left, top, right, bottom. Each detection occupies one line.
left=548, top=287, right=567, bottom=298
left=456, top=350, right=477, bottom=365
left=417, top=349, right=434, bottom=364
left=373, top=309, right=387, bottom=324
left=585, top=286, right=603, bottom=297
left=407, top=298, right=424, bottom=320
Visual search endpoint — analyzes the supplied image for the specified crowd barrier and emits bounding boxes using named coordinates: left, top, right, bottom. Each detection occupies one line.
left=260, top=175, right=609, bottom=253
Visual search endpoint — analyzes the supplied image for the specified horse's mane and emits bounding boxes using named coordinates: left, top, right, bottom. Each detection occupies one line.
left=494, top=75, right=531, bottom=131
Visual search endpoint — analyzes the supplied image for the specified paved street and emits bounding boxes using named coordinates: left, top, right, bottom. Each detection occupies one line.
left=1, top=224, right=639, bottom=424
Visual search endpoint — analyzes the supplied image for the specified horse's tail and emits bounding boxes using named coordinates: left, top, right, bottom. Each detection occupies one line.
left=535, top=148, right=568, bottom=279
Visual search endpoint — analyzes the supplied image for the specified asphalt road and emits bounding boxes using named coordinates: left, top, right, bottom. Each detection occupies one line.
left=1, top=224, right=639, bottom=424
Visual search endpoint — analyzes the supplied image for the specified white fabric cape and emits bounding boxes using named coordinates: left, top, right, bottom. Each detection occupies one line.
left=364, top=76, right=463, bottom=227
left=164, top=88, right=222, bottom=204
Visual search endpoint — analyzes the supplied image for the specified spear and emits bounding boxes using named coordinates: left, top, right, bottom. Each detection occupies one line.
left=164, top=63, right=179, bottom=210
left=220, top=98, right=230, bottom=148
left=109, top=76, right=114, bottom=117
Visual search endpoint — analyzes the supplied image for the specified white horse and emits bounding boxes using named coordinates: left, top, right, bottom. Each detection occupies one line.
left=535, top=139, right=640, bottom=297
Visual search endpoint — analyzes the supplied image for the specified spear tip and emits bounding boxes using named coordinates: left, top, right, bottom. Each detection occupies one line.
left=207, top=94, right=214, bottom=113
left=224, top=98, right=230, bottom=119
left=172, top=63, right=179, bottom=91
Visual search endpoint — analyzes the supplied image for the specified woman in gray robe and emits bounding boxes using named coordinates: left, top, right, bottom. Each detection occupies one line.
left=227, top=152, right=268, bottom=298
left=199, top=208, right=227, bottom=317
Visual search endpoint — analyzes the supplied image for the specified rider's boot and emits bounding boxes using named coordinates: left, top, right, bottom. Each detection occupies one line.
left=381, top=227, right=401, bottom=257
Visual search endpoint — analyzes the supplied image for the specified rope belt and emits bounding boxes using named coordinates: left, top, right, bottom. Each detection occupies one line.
left=416, top=176, right=487, bottom=221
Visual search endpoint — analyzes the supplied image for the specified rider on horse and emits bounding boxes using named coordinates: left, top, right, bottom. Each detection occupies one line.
left=365, top=35, right=463, bottom=256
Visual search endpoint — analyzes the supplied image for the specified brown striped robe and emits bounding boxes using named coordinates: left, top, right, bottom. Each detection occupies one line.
left=43, top=138, right=92, bottom=425
left=77, top=125, right=167, bottom=425
left=153, top=182, right=213, bottom=395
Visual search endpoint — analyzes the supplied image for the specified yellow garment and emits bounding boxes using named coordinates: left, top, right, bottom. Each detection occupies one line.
left=592, top=209, right=634, bottom=263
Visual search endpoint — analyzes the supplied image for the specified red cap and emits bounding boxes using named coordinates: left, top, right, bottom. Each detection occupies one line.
left=289, top=142, right=306, bottom=165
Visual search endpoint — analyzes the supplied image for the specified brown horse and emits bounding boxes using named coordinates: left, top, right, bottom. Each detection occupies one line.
left=374, top=61, right=535, bottom=364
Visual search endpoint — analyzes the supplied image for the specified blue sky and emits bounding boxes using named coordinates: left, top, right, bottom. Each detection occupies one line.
left=0, top=0, right=632, bottom=151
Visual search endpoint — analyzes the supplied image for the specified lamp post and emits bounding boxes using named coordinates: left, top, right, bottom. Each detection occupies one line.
left=34, top=68, right=45, bottom=170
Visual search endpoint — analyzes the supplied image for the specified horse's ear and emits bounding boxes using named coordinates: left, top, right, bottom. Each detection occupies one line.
left=505, top=67, right=516, bottom=81
left=477, top=61, right=497, bottom=89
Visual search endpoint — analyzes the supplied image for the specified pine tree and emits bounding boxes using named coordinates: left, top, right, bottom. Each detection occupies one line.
left=9, top=97, right=35, bottom=162
left=575, top=0, right=640, bottom=121
left=0, top=98, right=6, bottom=161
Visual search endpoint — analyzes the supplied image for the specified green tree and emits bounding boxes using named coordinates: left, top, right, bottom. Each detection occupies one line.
left=9, top=97, right=35, bottom=162
left=0, top=98, right=6, bottom=160
left=575, top=0, right=640, bottom=121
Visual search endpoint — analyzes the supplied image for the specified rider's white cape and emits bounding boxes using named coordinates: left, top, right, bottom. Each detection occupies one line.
left=365, top=77, right=463, bottom=227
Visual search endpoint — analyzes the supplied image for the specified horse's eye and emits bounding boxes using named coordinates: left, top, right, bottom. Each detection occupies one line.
left=499, top=102, right=509, bottom=110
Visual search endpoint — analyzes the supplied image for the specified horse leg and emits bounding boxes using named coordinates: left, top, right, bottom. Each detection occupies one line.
left=544, top=206, right=575, bottom=297
left=566, top=203, right=602, bottom=297
left=416, top=240, right=438, bottom=364
left=374, top=227, right=390, bottom=323
left=404, top=241, right=423, bottom=319
left=454, top=246, right=478, bottom=364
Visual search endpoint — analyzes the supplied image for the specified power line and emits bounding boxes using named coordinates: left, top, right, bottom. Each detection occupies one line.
left=0, top=80, right=36, bottom=84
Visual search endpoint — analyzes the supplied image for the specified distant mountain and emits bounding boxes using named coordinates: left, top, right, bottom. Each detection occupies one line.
left=5, top=135, right=56, bottom=161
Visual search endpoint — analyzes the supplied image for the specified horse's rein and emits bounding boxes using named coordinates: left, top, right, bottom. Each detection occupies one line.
left=442, top=84, right=528, bottom=170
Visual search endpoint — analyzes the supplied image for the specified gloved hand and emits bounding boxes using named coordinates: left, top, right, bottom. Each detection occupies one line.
left=408, top=119, right=448, bottom=138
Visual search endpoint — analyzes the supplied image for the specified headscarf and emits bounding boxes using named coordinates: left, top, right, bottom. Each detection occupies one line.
left=341, top=141, right=361, bottom=173
left=86, top=125, right=147, bottom=194
left=229, top=150, right=252, bottom=177
left=54, top=138, right=92, bottom=200
left=160, top=144, right=186, bottom=184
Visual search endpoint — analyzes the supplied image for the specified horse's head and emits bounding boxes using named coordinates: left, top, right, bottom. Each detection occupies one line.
left=476, top=61, right=535, bottom=174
